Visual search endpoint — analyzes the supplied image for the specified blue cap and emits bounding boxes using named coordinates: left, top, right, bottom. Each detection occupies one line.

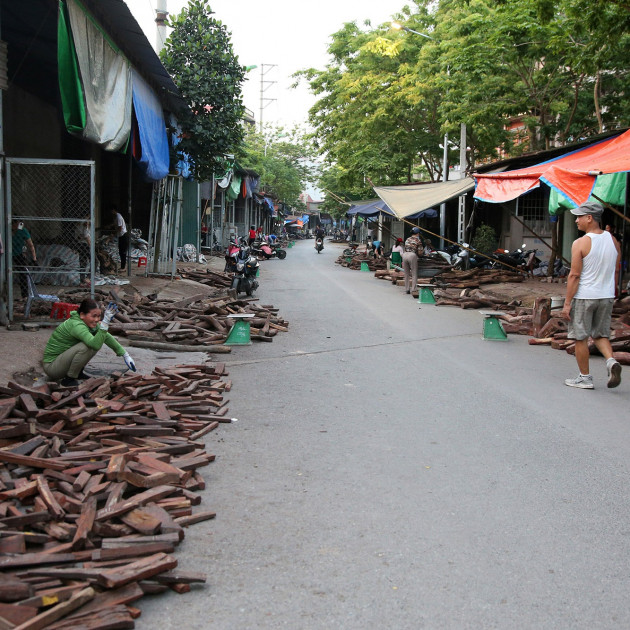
left=411, top=227, right=420, bottom=234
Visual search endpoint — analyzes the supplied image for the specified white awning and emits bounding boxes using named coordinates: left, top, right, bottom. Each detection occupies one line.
left=374, top=178, right=475, bottom=220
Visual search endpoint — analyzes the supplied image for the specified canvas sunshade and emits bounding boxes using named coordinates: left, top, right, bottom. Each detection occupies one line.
left=374, top=178, right=475, bottom=220
left=475, top=130, right=630, bottom=206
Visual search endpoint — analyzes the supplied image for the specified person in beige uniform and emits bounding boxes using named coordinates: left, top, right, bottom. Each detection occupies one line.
left=561, top=200, right=621, bottom=389
left=402, top=227, right=424, bottom=295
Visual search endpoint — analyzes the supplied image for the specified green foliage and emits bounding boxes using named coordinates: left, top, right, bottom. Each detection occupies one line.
left=297, top=0, right=630, bottom=187
left=471, top=223, right=498, bottom=254
left=160, top=0, right=246, bottom=181
left=235, top=125, right=319, bottom=210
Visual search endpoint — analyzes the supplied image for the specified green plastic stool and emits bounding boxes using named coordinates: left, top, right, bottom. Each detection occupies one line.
left=256, top=268, right=260, bottom=277
left=346, top=256, right=352, bottom=263
left=360, top=262, right=370, bottom=272
left=480, top=310, right=508, bottom=341
left=225, top=314, right=254, bottom=345
left=287, top=242, right=293, bottom=248
left=418, top=285, right=436, bottom=304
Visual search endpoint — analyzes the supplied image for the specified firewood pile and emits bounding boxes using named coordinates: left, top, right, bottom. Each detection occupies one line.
left=0, top=363, right=230, bottom=629
left=176, top=266, right=233, bottom=290
left=53, top=285, right=289, bottom=350
left=433, top=268, right=526, bottom=288
left=335, top=251, right=389, bottom=272
left=524, top=296, right=630, bottom=365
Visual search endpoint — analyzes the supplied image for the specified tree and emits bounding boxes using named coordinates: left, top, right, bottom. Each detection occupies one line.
left=236, top=125, right=319, bottom=210
left=160, top=0, right=246, bottom=181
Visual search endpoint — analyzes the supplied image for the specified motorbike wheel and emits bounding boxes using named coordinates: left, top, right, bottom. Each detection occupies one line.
left=277, top=249, right=287, bottom=259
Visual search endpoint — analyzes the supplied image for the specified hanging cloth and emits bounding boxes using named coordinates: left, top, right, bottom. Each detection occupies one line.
left=62, top=0, right=132, bottom=151
left=131, top=69, right=170, bottom=181
left=226, top=174, right=242, bottom=202
left=57, top=0, right=86, bottom=134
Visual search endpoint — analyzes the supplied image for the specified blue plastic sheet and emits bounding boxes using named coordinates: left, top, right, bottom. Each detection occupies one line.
left=132, top=69, right=169, bottom=181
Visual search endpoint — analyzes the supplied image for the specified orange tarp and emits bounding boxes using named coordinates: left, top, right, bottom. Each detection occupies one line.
left=474, top=130, right=630, bottom=205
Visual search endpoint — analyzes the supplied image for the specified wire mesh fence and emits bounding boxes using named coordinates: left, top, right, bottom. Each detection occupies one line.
left=7, top=158, right=95, bottom=319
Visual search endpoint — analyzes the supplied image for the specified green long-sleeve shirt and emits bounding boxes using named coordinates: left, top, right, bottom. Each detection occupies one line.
left=43, top=311, right=125, bottom=363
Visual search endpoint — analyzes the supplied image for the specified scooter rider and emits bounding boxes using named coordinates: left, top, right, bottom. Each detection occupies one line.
left=315, top=225, right=325, bottom=249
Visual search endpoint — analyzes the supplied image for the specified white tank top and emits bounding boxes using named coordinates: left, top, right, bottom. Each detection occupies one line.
left=575, top=231, right=617, bottom=299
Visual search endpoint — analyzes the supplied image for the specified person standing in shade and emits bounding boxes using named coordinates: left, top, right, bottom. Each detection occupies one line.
left=111, top=206, right=129, bottom=272
left=11, top=219, right=37, bottom=298
left=561, top=200, right=622, bottom=389
left=402, top=227, right=424, bottom=295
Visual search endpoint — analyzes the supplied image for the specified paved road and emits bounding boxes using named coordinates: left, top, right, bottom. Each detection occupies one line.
left=140, top=239, right=630, bottom=630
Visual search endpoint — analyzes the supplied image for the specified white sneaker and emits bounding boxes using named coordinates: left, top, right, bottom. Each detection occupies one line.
left=607, top=360, right=622, bottom=388
left=565, top=374, right=594, bottom=389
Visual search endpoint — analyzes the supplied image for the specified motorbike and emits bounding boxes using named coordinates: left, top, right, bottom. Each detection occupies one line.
left=436, top=243, right=470, bottom=270
left=223, top=237, right=240, bottom=273
left=226, top=238, right=259, bottom=296
left=315, top=237, right=324, bottom=253
left=252, top=240, right=287, bottom=260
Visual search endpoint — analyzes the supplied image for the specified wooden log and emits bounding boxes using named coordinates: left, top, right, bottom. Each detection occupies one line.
left=11, top=587, right=95, bottom=630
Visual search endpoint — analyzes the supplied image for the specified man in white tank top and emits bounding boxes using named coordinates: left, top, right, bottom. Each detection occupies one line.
left=561, top=200, right=621, bottom=389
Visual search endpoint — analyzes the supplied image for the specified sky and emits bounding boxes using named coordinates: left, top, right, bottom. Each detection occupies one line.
left=125, top=0, right=409, bottom=129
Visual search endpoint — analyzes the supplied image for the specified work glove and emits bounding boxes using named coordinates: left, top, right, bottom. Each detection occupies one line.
left=123, top=351, right=136, bottom=372
left=99, top=302, right=118, bottom=331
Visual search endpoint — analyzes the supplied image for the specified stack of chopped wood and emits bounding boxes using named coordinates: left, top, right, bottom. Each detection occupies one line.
left=0, top=364, right=230, bottom=629
left=434, top=267, right=526, bottom=288
left=176, top=266, right=233, bottom=289
left=53, top=289, right=289, bottom=350
left=433, top=287, right=522, bottom=313
left=335, top=250, right=389, bottom=271
left=525, top=296, right=630, bottom=364
left=108, top=293, right=289, bottom=349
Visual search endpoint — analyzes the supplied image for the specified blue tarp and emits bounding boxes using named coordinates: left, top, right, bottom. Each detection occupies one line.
left=346, top=200, right=395, bottom=217
left=132, top=69, right=169, bottom=181
left=405, top=207, right=438, bottom=219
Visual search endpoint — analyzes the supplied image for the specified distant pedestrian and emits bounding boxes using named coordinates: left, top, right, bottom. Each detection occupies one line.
left=402, top=228, right=424, bottom=295
left=111, top=207, right=128, bottom=272
left=11, top=219, right=37, bottom=298
left=562, top=201, right=622, bottom=389
left=248, top=225, right=256, bottom=246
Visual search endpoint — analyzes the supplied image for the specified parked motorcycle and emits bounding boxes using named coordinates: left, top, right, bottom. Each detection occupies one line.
left=252, top=241, right=287, bottom=260
left=223, top=237, right=241, bottom=273
left=226, top=238, right=259, bottom=296
left=315, top=237, right=324, bottom=253
left=436, top=243, right=470, bottom=270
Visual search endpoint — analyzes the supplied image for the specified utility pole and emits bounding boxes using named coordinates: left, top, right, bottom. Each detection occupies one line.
left=155, top=0, right=168, bottom=53
left=259, top=64, right=277, bottom=133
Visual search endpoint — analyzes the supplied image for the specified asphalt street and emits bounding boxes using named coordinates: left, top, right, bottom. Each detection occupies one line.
left=139, top=239, right=630, bottom=630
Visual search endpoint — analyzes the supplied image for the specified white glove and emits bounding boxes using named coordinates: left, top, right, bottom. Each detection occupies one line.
left=99, top=302, right=118, bottom=331
left=123, top=352, right=136, bottom=372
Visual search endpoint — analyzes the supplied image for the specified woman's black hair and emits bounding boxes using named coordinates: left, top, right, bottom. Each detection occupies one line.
left=78, top=298, right=99, bottom=314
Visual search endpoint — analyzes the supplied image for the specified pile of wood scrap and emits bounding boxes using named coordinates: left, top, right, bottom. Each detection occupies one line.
left=432, top=287, right=518, bottom=311
left=176, top=266, right=233, bottom=290
left=434, top=268, right=526, bottom=289
left=526, top=296, right=630, bottom=364
left=54, top=289, right=289, bottom=350
left=0, top=363, right=230, bottom=629
left=335, top=250, right=389, bottom=272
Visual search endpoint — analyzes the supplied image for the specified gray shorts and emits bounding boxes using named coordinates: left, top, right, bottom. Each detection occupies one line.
left=568, top=298, right=614, bottom=340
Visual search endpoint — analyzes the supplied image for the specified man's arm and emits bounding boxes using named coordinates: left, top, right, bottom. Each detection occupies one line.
left=25, top=237, right=36, bottom=261
left=561, top=238, right=585, bottom=319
